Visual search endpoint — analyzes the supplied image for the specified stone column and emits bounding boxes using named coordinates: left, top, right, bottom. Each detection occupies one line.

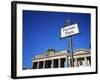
left=51, top=59, right=53, bottom=68
left=37, top=62, right=39, bottom=69
left=74, top=58, right=77, bottom=67
left=68, top=58, right=71, bottom=67
left=43, top=61, right=45, bottom=68
left=58, top=59, right=61, bottom=68
left=87, top=59, right=90, bottom=66
left=84, top=57, right=88, bottom=66
left=65, top=57, right=68, bottom=67
left=32, top=62, right=34, bottom=69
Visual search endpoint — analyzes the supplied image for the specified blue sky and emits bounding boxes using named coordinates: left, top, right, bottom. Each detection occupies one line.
left=23, top=10, right=91, bottom=69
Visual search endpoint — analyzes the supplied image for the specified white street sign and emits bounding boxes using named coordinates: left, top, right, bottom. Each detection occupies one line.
left=61, top=23, right=79, bottom=38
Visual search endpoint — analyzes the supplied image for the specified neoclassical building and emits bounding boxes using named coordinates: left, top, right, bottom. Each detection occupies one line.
left=32, top=48, right=91, bottom=69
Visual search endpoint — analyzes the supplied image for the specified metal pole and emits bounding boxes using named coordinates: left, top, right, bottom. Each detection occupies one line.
left=66, top=19, right=74, bottom=67
left=68, top=36, right=74, bottom=67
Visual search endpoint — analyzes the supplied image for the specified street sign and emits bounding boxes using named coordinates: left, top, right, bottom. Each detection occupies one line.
left=61, top=23, right=79, bottom=38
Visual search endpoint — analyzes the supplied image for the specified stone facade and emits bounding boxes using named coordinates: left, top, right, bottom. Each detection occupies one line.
left=32, top=49, right=91, bottom=69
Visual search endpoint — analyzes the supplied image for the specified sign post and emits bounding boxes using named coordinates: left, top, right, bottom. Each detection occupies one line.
left=61, top=19, right=79, bottom=67
left=68, top=36, right=74, bottom=67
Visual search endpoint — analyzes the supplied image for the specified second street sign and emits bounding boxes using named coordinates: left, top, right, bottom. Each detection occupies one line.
left=61, top=23, right=79, bottom=38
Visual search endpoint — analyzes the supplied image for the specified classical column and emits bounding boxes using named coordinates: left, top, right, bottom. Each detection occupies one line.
left=32, top=62, right=34, bottom=69
left=37, top=62, right=39, bottom=69
left=43, top=61, right=45, bottom=68
left=74, top=58, right=77, bottom=67
left=66, top=56, right=68, bottom=67
left=84, top=57, right=88, bottom=66
left=87, top=59, right=90, bottom=66
left=58, top=59, right=61, bottom=68
left=51, top=59, right=53, bottom=68
left=68, top=58, right=71, bottom=67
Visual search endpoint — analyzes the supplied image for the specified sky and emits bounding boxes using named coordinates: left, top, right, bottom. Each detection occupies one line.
left=23, top=10, right=91, bottom=69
